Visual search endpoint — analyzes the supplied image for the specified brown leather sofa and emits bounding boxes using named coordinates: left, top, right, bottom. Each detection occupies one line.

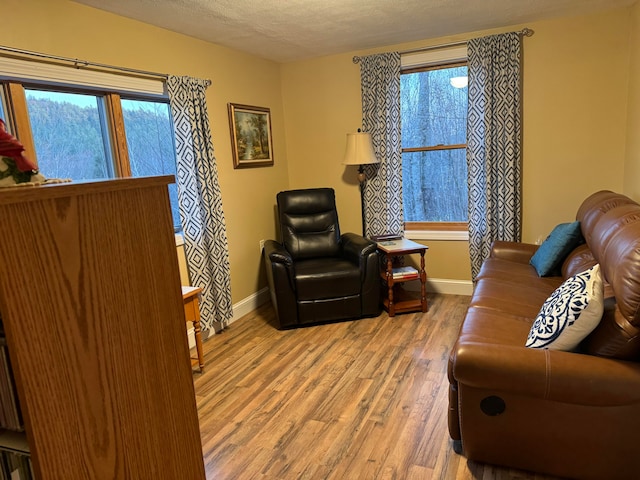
left=448, top=191, right=640, bottom=479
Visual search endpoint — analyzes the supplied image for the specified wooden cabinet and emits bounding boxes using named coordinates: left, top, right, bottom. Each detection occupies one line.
left=0, top=177, right=205, bottom=479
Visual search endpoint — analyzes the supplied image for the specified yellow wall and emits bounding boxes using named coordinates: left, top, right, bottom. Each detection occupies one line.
left=2, top=1, right=634, bottom=294
left=625, top=2, right=640, bottom=200
left=522, top=10, right=629, bottom=240
left=2, top=0, right=289, bottom=302
left=282, top=8, right=631, bottom=281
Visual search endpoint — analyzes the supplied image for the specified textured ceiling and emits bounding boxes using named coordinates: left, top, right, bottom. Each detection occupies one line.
left=73, top=0, right=634, bottom=63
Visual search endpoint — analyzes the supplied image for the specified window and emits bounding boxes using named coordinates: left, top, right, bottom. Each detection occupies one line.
left=0, top=57, right=181, bottom=230
left=121, top=99, right=180, bottom=228
left=400, top=48, right=468, bottom=237
left=25, top=89, right=115, bottom=180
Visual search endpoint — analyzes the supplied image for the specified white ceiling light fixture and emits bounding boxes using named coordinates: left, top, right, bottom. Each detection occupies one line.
left=450, top=76, right=468, bottom=89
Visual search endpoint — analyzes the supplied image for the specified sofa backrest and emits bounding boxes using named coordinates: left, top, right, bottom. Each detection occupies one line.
left=574, top=190, right=640, bottom=360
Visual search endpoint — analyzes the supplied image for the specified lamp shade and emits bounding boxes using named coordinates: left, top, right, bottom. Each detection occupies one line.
left=342, top=132, right=379, bottom=166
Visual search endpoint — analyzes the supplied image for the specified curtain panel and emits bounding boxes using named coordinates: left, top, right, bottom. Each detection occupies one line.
left=167, top=75, right=233, bottom=332
left=357, top=53, right=404, bottom=238
left=466, top=33, right=523, bottom=280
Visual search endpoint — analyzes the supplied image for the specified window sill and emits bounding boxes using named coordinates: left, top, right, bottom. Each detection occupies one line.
left=405, top=230, right=469, bottom=241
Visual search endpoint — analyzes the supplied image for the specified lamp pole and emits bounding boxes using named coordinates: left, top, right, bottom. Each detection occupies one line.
left=358, top=165, right=366, bottom=236
left=342, top=131, right=379, bottom=238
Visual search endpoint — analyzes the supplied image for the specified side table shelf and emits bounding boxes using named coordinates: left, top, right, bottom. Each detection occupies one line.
left=376, top=238, right=428, bottom=317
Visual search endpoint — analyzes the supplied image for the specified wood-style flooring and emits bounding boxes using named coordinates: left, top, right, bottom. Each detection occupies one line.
left=193, top=294, right=559, bottom=480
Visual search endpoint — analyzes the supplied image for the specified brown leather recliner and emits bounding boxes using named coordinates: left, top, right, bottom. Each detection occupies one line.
left=448, top=190, right=640, bottom=480
left=263, top=188, right=381, bottom=329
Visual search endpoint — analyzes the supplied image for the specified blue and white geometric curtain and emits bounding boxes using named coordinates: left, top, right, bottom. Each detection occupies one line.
left=357, top=53, right=404, bottom=237
left=167, top=75, right=233, bottom=332
left=467, top=33, right=523, bottom=279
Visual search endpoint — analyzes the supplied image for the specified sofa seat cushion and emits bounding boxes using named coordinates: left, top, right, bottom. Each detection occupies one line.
left=471, top=276, right=562, bottom=319
left=294, top=257, right=361, bottom=300
left=456, top=306, right=534, bottom=347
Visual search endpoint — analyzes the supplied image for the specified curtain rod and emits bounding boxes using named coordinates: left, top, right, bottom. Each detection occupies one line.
left=0, top=44, right=170, bottom=80
left=353, top=27, right=534, bottom=63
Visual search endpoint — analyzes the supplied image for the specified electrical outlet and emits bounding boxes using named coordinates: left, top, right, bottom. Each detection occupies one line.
left=259, top=239, right=265, bottom=253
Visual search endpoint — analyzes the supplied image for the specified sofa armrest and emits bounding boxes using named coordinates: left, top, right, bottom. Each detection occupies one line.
left=452, top=342, right=640, bottom=406
left=490, top=240, right=538, bottom=264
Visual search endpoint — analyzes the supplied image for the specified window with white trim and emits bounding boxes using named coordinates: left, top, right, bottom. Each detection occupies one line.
left=401, top=47, right=468, bottom=239
left=0, top=57, right=181, bottom=230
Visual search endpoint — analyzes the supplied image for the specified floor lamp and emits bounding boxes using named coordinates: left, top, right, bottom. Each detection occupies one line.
left=342, top=131, right=379, bottom=236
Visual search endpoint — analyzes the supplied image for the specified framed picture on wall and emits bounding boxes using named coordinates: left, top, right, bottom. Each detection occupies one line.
left=228, top=103, right=274, bottom=168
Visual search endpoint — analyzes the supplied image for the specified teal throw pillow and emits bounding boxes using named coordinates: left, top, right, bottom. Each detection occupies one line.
left=530, top=221, right=583, bottom=277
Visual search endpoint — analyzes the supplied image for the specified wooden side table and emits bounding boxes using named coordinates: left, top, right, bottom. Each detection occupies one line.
left=376, top=238, right=428, bottom=317
left=182, top=286, right=205, bottom=373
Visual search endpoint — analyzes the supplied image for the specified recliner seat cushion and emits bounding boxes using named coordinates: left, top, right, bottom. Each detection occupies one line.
left=294, top=258, right=361, bottom=300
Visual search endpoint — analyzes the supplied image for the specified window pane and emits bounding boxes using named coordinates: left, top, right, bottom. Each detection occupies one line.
left=121, top=99, right=181, bottom=230
left=401, top=66, right=468, bottom=148
left=402, top=149, right=468, bottom=222
left=25, top=89, right=113, bottom=180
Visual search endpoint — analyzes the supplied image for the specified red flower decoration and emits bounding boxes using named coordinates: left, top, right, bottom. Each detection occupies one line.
left=0, top=119, right=37, bottom=172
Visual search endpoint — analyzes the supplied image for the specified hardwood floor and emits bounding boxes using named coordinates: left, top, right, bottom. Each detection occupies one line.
left=193, top=294, right=559, bottom=480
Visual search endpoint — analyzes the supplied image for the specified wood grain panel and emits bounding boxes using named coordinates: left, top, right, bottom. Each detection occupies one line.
left=0, top=177, right=204, bottom=479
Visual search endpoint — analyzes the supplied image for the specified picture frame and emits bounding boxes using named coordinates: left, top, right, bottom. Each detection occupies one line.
left=228, top=103, right=274, bottom=168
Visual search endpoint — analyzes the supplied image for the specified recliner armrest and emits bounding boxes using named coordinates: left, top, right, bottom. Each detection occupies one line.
left=263, top=240, right=298, bottom=328
left=264, top=239, right=293, bottom=266
left=264, top=240, right=295, bottom=293
left=452, top=342, right=640, bottom=406
left=341, top=232, right=377, bottom=264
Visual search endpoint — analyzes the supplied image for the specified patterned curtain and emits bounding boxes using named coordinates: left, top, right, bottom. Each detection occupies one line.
left=357, top=53, right=403, bottom=237
left=167, top=75, right=233, bottom=332
left=467, top=33, right=523, bottom=279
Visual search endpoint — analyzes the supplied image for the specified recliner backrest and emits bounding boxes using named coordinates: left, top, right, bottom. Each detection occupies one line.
left=277, top=188, right=341, bottom=260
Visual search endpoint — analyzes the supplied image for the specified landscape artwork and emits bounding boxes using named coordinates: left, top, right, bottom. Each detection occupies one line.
left=228, top=103, right=274, bottom=168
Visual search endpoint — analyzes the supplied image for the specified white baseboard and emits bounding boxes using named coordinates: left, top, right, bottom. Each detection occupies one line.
left=228, top=286, right=271, bottom=324
left=186, top=281, right=471, bottom=347
left=404, top=277, right=474, bottom=296
left=186, top=287, right=271, bottom=348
